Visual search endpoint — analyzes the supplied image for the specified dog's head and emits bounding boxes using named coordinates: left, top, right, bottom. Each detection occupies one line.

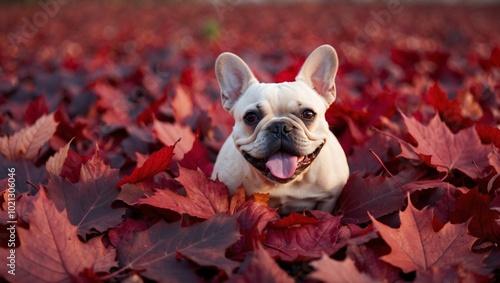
left=215, top=45, right=339, bottom=183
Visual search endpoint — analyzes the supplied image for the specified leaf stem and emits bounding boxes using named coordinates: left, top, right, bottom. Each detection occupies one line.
left=369, top=148, right=405, bottom=193
left=98, top=266, right=130, bottom=281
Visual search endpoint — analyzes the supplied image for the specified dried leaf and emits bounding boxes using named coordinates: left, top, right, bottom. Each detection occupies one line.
left=0, top=113, right=58, bottom=161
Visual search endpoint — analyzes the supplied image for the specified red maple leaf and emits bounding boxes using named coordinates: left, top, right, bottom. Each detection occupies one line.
left=450, top=188, right=500, bottom=243
left=0, top=189, right=117, bottom=282
left=24, top=95, right=49, bottom=125
left=117, top=213, right=240, bottom=281
left=116, top=143, right=176, bottom=188
left=370, top=198, right=491, bottom=274
left=400, top=113, right=491, bottom=179
left=335, top=173, right=406, bottom=224
left=178, top=138, right=214, bottom=176
left=228, top=200, right=280, bottom=260
left=477, top=124, right=500, bottom=149
left=136, top=167, right=229, bottom=219
left=424, top=82, right=473, bottom=131
left=46, top=150, right=126, bottom=239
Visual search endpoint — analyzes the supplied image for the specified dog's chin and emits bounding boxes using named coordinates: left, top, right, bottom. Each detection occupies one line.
left=242, top=144, right=324, bottom=183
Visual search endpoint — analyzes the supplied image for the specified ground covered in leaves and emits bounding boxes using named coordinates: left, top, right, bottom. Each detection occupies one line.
left=1, top=1, right=500, bottom=282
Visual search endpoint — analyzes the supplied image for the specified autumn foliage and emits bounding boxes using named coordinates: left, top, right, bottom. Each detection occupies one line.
left=1, top=1, right=500, bottom=282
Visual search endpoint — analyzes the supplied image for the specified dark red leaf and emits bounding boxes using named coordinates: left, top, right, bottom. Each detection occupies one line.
left=477, top=124, right=500, bottom=149
left=25, top=95, right=49, bottom=125
left=0, top=190, right=117, bottom=282
left=347, top=244, right=401, bottom=283
left=335, top=173, right=406, bottom=224
left=264, top=210, right=350, bottom=262
left=229, top=243, right=294, bottom=283
left=450, top=188, right=500, bottom=243
left=118, top=213, right=240, bottom=281
left=424, top=83, right=473, bottom=131
left=178, top=138, right=214, bottom=176
left=46, top=151, right=125, bottom=239
left=228, top=200, right=280, bottom=260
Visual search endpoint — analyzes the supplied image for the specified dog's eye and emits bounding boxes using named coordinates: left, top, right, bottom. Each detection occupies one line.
left=244, top=112, right=258, bottom=124
left=301, top=109, right=316, bottom=120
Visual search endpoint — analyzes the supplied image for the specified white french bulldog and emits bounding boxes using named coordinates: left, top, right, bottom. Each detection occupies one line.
left=211, top=45, right=349, bottom=214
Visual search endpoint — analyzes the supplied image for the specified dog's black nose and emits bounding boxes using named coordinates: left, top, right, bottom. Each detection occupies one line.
left=271, top=122, right=293, bottom=135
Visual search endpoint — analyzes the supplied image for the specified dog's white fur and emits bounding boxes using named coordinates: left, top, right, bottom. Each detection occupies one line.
left=212, top=45, right=349, bottom=214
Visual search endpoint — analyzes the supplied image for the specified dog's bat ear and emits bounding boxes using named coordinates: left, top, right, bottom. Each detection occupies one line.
left=215, top=53, right=258, bottom=112
left=295, top=45, right=339, bottom=105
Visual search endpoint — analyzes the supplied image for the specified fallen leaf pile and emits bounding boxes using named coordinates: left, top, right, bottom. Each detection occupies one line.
left=1, top=2, right=500, bottom=282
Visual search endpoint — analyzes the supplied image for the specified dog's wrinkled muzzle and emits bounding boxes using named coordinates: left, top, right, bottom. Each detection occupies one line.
left=242, top=143, right=324, bottom=183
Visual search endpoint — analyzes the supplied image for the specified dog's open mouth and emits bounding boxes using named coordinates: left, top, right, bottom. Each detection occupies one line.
left=242, top=144, right=324, bottom=183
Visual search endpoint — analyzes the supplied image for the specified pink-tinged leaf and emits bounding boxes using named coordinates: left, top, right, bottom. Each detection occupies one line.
left=450, top=188, right=500, bottom=243
left=488, top=147, right=500, bottom=173
left=402, top=179, right=456, bottom=194
left=25, top=95, right=49, bottom=125
left=0, top=113, right=58, bottom=161
left=94, top=82, right=132, bottom=127
left=335, top=173, right=406, bottom=224
left=400, top=113, right=491, bottom=179
left=308, top=254, right=376, bottom=283
left=0, top=189, right=117, bottom=282
left=370, top=198, right=491, bottom=274
left=137, top=167, right=229, bottom=219
left=46, top=151, right=125, bottom=239
left=264, top=210, right=350, bottom=262
left=229, top=243, right=294, bottom=283
left=171, top=84, right=194, bottom=124
left=116, top=143, right=176, bottom=188
left=46, top=138, right=73, bottom=176
left=118, top=213, right=240, bottom=281
left=153, top=118, right=195, bottom=160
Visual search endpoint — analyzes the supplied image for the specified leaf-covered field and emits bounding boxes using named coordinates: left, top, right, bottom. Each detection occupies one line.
left=1, top=1, right=500, bottom=282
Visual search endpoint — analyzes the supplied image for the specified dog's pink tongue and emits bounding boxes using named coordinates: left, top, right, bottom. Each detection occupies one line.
left=266, top=152, right=298, bottom=179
